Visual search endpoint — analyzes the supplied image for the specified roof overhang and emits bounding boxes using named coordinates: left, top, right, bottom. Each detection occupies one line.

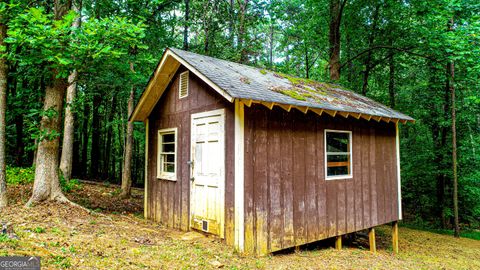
left=238, top=99, right=414, bottom=124
left=130, top=48, right=234, bottom=122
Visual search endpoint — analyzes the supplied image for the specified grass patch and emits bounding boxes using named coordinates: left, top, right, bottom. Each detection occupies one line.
left=401, top=223, right=480, bottom=240
left=0, top=234, right=13, bottom=243
left=33, top=227, right=46, bottom=233
left=50, top=255, right=71, bottom=268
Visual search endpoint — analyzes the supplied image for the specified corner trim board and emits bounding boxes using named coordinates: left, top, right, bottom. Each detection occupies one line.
left=234, top=100, right=245, bottom=252
left=144, top=118, right=149, bottom=218
left=395, top=122, right=402, bottom=220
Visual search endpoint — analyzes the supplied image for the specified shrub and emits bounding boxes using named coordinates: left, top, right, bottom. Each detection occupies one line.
left=59, top=177, right=82, bottom=193
left=6, top=166, right=35, bottom=185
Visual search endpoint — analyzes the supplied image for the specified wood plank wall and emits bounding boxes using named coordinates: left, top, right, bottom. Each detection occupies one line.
left=244, top=104, right=399, bottom=254
left=146, top=67, right=235, bottom=245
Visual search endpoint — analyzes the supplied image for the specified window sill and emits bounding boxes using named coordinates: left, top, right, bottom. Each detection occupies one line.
left=157, top=174, right=177, bottom=181
left=326, top=175, right=353, bottom=181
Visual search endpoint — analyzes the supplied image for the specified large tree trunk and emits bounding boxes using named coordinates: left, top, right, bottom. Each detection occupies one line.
left=27, top=0, right=72, bottom=206
left=28, top=78, right=69, bottom=204
left=0, top=18, right=8, bottom=208
left=59, top=1, right=81, bottom=182
left=120, top=88, right=134, bottom=198
left=328, top=0, right=347, bottom=81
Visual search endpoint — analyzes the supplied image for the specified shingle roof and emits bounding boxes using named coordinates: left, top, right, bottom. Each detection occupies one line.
left=169, top=48, right=414, bottom=122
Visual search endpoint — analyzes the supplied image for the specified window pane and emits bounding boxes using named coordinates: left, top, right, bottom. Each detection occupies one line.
left=163, top=162, right=175, bottom=173
left=326, top=132, right=349, bottom=152
left=162, top=133, right=175, bottom=143
left=327, top=154, right=350, bottom=177
left=163, top=143, right=175, bottom=152
left=327, top=154, right=349, bottom=163
left=165, top=154, right=175, bottom=163
left=327, top=166, right=349, bottom=176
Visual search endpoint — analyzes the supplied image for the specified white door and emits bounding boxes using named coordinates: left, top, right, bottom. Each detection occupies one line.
left=190, top=109, right=225, bottom=238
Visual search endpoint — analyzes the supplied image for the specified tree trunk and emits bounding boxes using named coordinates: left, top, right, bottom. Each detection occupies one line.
left=183, top=0, right=189, bottom=50
left=361, top=4, right=380, bottom=96
left=28, top=78, right=69, bottom=204
left=59, top=70, right=77, bottom=181
left=229, top=0, right=235, bottom=48
left=269, top=23, right=274, bottom=68
left=59, top=0, right=81, bottom=182
left=448, top=18, right=459, bottom=238
left=12, top=80, right=26, bottom=167
left=14, top=112, right=24, bottom=166
left=450, top=59, right=459, bottom=237
left=27, top=0, right=72, bottom=205
left=81, top=99, right=90, bottom=178
left=120, top=88, right=134, bottom=198
left=238, top=0, right=249, bottom=63
left=105, top=93, right=116, bottom=180
left=305, top=46, right=310, bottom=79
left=328, top=0, right=346, bottom=81
left=345, top=29, right=353, bottom=84
left=388, top=51, right=395, bottom=108
left=0, top=18, right=8, bottom=208
left=90, top=93, right=101, bottom=179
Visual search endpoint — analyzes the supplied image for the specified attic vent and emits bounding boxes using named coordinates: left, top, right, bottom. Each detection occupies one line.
left=179, top=71, right=189, bottom=99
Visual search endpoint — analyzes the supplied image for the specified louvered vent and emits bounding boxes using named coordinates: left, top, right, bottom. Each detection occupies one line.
left=179, top=71, right=189, bottom=98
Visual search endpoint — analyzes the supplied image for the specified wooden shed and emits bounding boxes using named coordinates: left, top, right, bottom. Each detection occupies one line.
left=130, top=48, right=414, bottom=255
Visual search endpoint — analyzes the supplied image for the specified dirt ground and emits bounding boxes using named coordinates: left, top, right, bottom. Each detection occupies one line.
left=1, top=182, right=479, bottom=270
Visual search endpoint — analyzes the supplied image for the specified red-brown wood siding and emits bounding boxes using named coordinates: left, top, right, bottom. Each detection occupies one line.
left=244, top=104, right=399, bottom=253
left=146, top=67, right=235, bottom=244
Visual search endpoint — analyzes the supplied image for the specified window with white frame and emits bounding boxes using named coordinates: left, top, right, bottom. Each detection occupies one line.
left=157, top=128, right=177, bottom=181
left=325, top=130, right=352, bottom=180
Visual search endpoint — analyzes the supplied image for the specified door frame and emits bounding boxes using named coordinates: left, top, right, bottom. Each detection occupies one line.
left=189, top=108, right=226, bottom=238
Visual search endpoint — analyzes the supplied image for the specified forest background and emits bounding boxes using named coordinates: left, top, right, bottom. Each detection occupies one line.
left=0, top=0, right=479, bottom=234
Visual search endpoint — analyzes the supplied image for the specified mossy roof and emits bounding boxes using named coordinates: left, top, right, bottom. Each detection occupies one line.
left=167, top=48, right=414, bottom=121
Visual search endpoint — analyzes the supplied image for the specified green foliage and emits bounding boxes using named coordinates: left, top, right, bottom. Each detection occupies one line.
left=6, top=166, right=35, bottom=185
left=33, top=227, right=45, bottom=233
left=402, top=223, right=480, bottom=241
left=50, top=255, right=71, bottom=268
left=59, top=177, right=82, bottom=193
left=5, top=7, right=147, bottom=79
left=0, top=234, right=13, bottom=243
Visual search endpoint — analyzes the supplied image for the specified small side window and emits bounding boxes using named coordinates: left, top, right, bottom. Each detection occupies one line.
left=157, top=128, right=177, bottom=181
left=179, top=71, right=189, bottom=99
left=325, top=130, right=352, bottom=180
